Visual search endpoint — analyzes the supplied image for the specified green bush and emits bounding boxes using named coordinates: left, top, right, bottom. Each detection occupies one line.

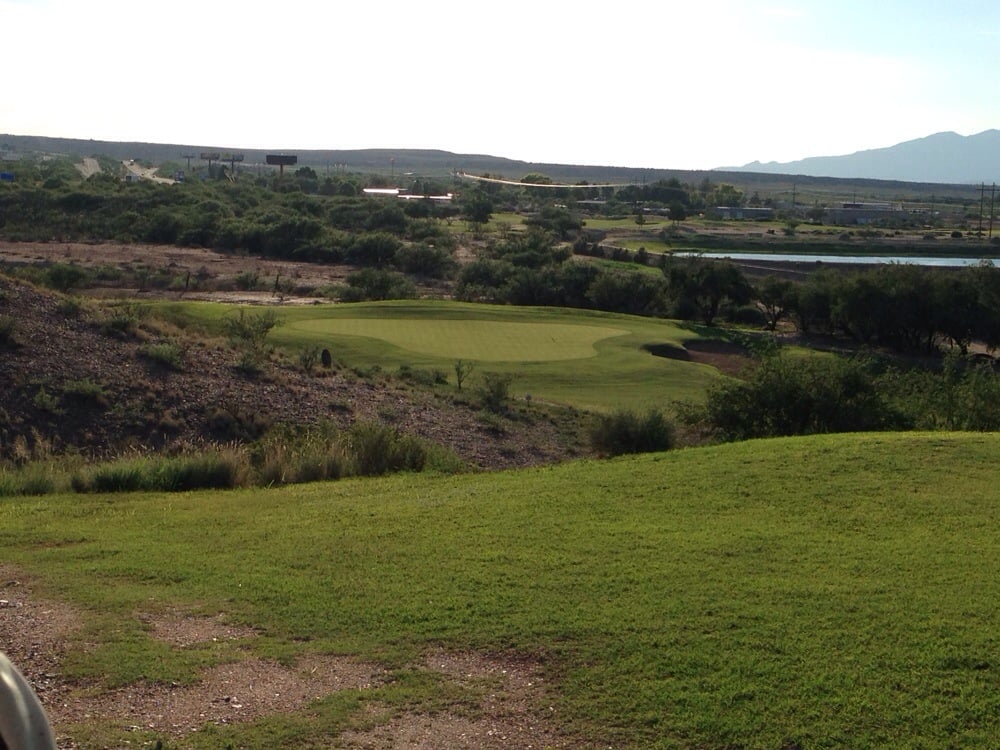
left=152, top=451, right=246, bottom=491
left=701, top=355, right=906, bottom=441
left=138, top=341, right=184, bottom=370
left=44, top=263, right=90, bottom=292
left=0, top=315, right=15, bottom=346
left=478, top=372, right=513, bottom=414
left=397, top=364, right=444, bottom=386
left=394, top=243, right=457, bottom=278
left=62, top=379, right=108, bottom=407
left=224, top=308, right=280, bottom=372
left=0, top=464, right=57, bottom=497
left=33, top=387, right=62, bottom=415
left=882, top=353, right=1000, bottom=431
left=298, top=345, right=321, bottom=374
left=55, top=296, right=85, bottom=318
left=256, top=426, right=353, bottom=486
left=73, top=449, right=247, bottom=493
left=590, top=408, right=675, bottom=456
left=348, top=421, right=427, bottom=476
left=100, top=301, right=144, bottom=338
left=75, top=459, right=147, bottom=493
left=339, top=269, right=416, bottom=302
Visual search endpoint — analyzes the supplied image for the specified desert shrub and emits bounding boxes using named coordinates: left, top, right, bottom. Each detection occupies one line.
left=138, top=341, right=184, bottom=370
left=882, top=353, right=1000, bottom=431
left=254, top=424, right=353, bottom=485
left=33, top=387, right=62, bottom=415
left=590, top=408, right=675, bottom=456
left=453, top=359, right=475, bottom=390
left=224, top=308, right=280, bottom=373
left=55, top=296, right=84, bottom=317
left=0, top=315, right=15, bottom=346
left=0, top=464, right=57, bottom=497
left=73, top=449, right=248, bottom=493
left=346, top=232, right=402, bottom=267
left=298, top=345, right=321, bottom=374
left=422, top=444, right=467, bottom=474
left=100, top=301, right=144, bottom=338
left=348, top=421, right=427, bottom=476
left=478, top=372, right=513, bottom=414
left=205, top=403, right=272, bottom=442
left=62, top=379, right=108, bottom=408
left=954, top=360, right=1000, bottom=430
left=701, top=354, right=906, bottom=441
left=152, top=450, right=247, bottom=491
left=75, top=459, right=146, bottom=493
left=44, top=263, right=90, bottom=292
left=394, top=243, right=457, bottom=278
left=397, top=364, right=442, bottom=387
left=728, top=305, right=767, bottom=326
left=477, top=410, right=507, bottom=435
left=234, top=271, right=261, bottom=291
left=338, top=269, right=416, bottom=302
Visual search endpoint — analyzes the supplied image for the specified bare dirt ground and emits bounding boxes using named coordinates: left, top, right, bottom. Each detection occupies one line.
left=0, top=240, right=348, bottom=298
left=0, top=565, right=576, bottom=749
left=74, top=159, right=102, bottom=180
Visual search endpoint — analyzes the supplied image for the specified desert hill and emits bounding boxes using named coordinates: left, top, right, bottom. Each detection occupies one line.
left=728, top=130, right=1000, bottom=184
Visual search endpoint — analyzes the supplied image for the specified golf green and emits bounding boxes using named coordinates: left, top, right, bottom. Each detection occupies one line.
left=288, top=318, right=628, bottom=361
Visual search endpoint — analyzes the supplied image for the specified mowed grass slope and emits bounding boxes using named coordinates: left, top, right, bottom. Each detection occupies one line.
left=2, top=432, right=998, bottom=748
left=157, top=300, right=725, bottom=410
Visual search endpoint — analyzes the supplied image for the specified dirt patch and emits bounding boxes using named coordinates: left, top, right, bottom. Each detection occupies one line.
left=339, top=651, right=569, bottom=749
left=138, top=610, right=260, bottom=648
left=0, top=568, right=578, bottom=748
left=0, top=240, right=350, bottom=294
left=74, top=159, right=101, bottom=180
left=0, top=566, right=81, bottom=721
left=65, top=654, right=385, bottom=736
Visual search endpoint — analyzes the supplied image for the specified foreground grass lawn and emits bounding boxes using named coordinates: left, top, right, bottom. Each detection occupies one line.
left=2, top=432, right=997, bottom=748
left=157, top=300, right=725, bottom=410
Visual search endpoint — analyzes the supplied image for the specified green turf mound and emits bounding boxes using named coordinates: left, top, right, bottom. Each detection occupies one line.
left=288, top=317, right=628, bottom=361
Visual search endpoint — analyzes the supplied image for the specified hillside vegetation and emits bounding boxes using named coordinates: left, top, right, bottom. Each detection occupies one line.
left=1, top=432, right=996, bottom=748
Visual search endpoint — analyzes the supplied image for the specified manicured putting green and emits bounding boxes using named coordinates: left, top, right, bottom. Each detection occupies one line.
left=288, top=318, right=628, bottom=362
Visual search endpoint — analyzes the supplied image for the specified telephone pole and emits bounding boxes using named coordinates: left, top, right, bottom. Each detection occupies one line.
left=978, top=183, right=985, bottom=236
left=990, top=183, right=996, bottom=239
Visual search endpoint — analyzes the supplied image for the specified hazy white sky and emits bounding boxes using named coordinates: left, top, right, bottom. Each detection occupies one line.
left=3, top=0, right=999, bottom=169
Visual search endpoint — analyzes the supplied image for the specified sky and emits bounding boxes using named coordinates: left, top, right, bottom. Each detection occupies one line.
left=3, top=0, right=1000, bottom=170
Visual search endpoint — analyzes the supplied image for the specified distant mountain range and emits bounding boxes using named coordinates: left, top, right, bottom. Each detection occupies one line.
left=725, top=130, right=1000, bottom=184
left=2, top=131, right=995, bottom=190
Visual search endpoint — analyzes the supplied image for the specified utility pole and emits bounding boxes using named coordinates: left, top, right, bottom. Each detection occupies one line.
left=978, top=183, right=985, bottom=236
left=990, top=183, right=996, bottom=240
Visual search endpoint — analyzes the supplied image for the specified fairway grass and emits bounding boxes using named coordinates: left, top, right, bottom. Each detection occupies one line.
left=2, top=432, right=997, bottom=748
left=157, top=300, right=726, bottom=411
